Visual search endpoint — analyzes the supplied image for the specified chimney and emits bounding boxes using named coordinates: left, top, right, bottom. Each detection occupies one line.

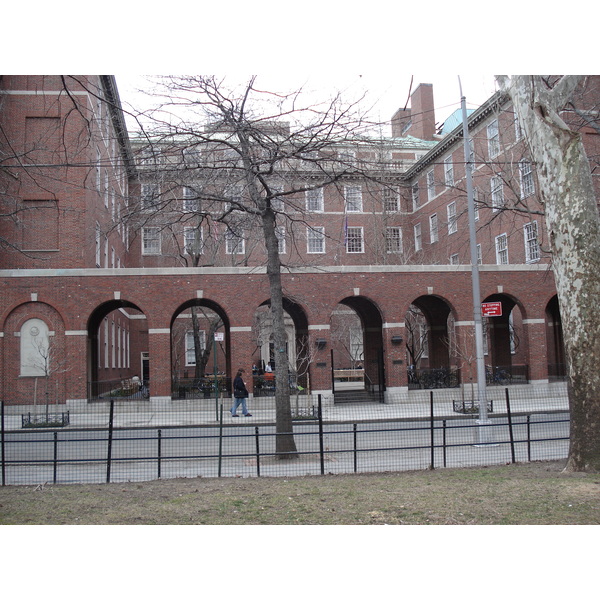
left=391, top=83, right=436, bottom=141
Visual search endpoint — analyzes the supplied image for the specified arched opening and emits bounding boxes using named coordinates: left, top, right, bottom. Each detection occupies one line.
left=481, top=293, right=528, bottom=384
left=252, top=298, right=309, bottom=396
left=405, top=295, right=457, bottom=389
left=170, top=299, right=231, bottom=399
left=87, top=300, right=147, bottom=400
left=546, top=295, right=566, bottom=381
left=330, top=296, right=384, bottom=402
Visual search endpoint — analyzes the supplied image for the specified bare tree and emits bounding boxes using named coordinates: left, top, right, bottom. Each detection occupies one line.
left=125, top=76, right=397, bottom=457
left=498, top=75, right=600, bottom=472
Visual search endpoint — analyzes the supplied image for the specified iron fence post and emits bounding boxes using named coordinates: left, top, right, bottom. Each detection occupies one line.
left=443, top=420, right=447, bottom=468
left=106, top=400, right=114, bottom=484
left=1, top=401, right=5, bottom=486
left=255, top=427, right=260, bottom=477
left=430, top=391, right=435, bottom=469
left=53, top=431, right=58, bottom=484
left=505, top=388, right=516, bottom=463
left=218, top=403, right=223, bottom=477
left=527, top=415, right=531, bottom=462
left=353, top=423, right=358, bottom=473
left=157, top=429, right=162, bottom=479
left=318, top=394, right=325, bottom=475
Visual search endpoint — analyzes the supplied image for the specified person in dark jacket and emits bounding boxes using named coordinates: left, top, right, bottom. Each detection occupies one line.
left=231, top=368, right=251, bottom=417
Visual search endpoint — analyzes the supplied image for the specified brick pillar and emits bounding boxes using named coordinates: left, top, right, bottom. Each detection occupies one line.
left=65, top=330, right=88, bottom=402
left=383, top=324, right=407, bottom=389
left=148, top=329, right=172, bottom=400
left=523, top=319, right=549, bottom=382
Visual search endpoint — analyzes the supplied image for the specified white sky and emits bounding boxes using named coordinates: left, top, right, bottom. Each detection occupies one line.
left=115, top=73, right=498, bottom=135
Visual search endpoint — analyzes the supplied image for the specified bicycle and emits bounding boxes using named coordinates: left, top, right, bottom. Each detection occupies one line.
left=486, top=366, right=512, bottom=385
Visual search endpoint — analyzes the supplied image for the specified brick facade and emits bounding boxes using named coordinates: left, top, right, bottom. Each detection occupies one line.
left=1, top=75, right=595, bottom=406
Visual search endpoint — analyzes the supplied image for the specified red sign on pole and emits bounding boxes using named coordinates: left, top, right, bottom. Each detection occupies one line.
left=482, top=301, right=502, bottom=317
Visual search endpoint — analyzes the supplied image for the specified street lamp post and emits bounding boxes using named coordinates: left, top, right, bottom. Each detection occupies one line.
left=459, top=78, right=492, bottom=444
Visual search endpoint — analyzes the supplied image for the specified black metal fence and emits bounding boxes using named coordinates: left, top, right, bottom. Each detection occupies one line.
left=0, top=385, right=570, bottom=486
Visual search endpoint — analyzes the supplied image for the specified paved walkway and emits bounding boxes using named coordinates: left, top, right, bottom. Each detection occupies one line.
left=4, top=383, right=569, bottom=430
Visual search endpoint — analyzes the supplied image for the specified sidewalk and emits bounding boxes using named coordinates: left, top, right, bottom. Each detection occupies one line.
left=3, top=383, right=569, bottom=430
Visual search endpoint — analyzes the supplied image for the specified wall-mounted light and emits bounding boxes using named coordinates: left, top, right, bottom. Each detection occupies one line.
left=391, top=335, right=403, bottom=344
left=315, top=338, right=327, bottom=349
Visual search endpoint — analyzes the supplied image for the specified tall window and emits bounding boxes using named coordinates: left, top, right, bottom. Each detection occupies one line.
left=468, top=138, right=476, bottom=174
left=429, top=213, right=438, bottom=243
left=491, top=176, right=504, bottom=211
left=184, top=227, right=203, bottom=256
left=346, top=227, right=364, bottom=253
left=307, top=226, right=325, bottom=253
left=384, top=186, right=399, bottom=212
left=386, top=227, right=402, bottom=254
left=426, top=170, right=435, bottom=201
left=141, top=183, right=160, bottom=209
left=225, top=227, right=245, bottom=254
left=276, top=226, right=286, bottom=254
left=142, top=227, right=161, bottom=255
left=524, top=221, right=540, bottom=263
left=183, top=186, right=199, bottom=212
left=306, top=188, right=324, bottom=212
left=449, top=253, right=459, bottom=265
left=447, top=202, right=457, bottom=235
left=444, top=156, right=454, bottom=187
left=412, top=183, right=420, bottom=210
left=495, top=233, right=508, bottom=264
left=519, top=160, right=535, bottom=198
left=514, top=115, right=523, bottom=141
left=95, top=222, right=101, bottom=267
left=487, top=118, right=500, bottom=159
left=185, top=330, right=206, bottom=366
left=345, top=186, right=362, bottom=212
left=414, top=223, right=422, bottom=252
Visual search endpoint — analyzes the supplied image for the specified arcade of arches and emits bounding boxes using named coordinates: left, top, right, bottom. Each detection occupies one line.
left=0, top=268, right=565, bottom=405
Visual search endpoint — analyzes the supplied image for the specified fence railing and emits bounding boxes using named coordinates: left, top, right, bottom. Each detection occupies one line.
left=1, top=387, right=570, bottom=486
left=408, top=367, right=460, bottom=390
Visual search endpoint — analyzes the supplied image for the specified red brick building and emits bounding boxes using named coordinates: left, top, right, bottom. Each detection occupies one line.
left=2, top=75, right=596, bottom=407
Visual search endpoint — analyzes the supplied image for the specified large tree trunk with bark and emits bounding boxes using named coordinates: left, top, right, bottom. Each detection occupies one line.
left=501, top=76, right=600, bottom=471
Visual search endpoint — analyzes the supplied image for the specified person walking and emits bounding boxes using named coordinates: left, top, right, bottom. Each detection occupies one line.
left=231, top=368, right=252, bottom=417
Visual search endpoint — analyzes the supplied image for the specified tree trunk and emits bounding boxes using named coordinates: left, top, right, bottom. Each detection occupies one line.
left=504, top=76, right=600, bottom=471
left=262, top=210, right=299, bottom=458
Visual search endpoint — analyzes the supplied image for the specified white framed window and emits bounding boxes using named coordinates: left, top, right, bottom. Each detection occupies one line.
left=514, top=115, right=523, bottom=141
left=487, top=118, right=500, bottom=159
left=346, top=227, right=364, bottom=253
left=104, top=235, right=109, bottom=267
left=477, top=244, right=482, bottom=265
left=225, top=228, right=245, bottom=254
left=449, top=253, right=459, bottom=265
left=519, top=160, right=535, bottom=198
left=447, top=202, right=457, bottom=235
left=183, top=186, right=199, bottom=212
left=426, top=170, right=435, bottom=201
left=95, top=222, right=101, bottom=267
left=524, top=221, right=540, bottom=263
left=307, top=226, right=325, bottom=253
left=414, top=223, right=422, bottom=252
left=386, top=227, right=402, bottom=254
left=305, top=188, right=324, bottom=212
left=412, top=183, right=420, bottom=211
left=444, top=156, right=454, bottom=187
left=276, top=226, right=286, bottom=254
left=338, top=150, right=356, bottom=166
left=270, top=184, right=285, bottom=213
left=495, top=233, right=508, bottom=265
left=491, top=176, right=504, bottom=211
left=185, top=330, right=206, bottom=366
left=184, top=227, right=203, bottom=256
left=429, top=213, right=438, bottom=243
left=473, top=188, right=480, bottom=221
left=225, top=185, right=243, bottom=210
left=142, top=227, right=161, bottom=255
left=345, top=186, right=362, bottom=212
left=468, top=138, right=476, bottom=174
left=141, top=183, right=160, bottom=209
left=384, top=186, right=399, bottom=212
